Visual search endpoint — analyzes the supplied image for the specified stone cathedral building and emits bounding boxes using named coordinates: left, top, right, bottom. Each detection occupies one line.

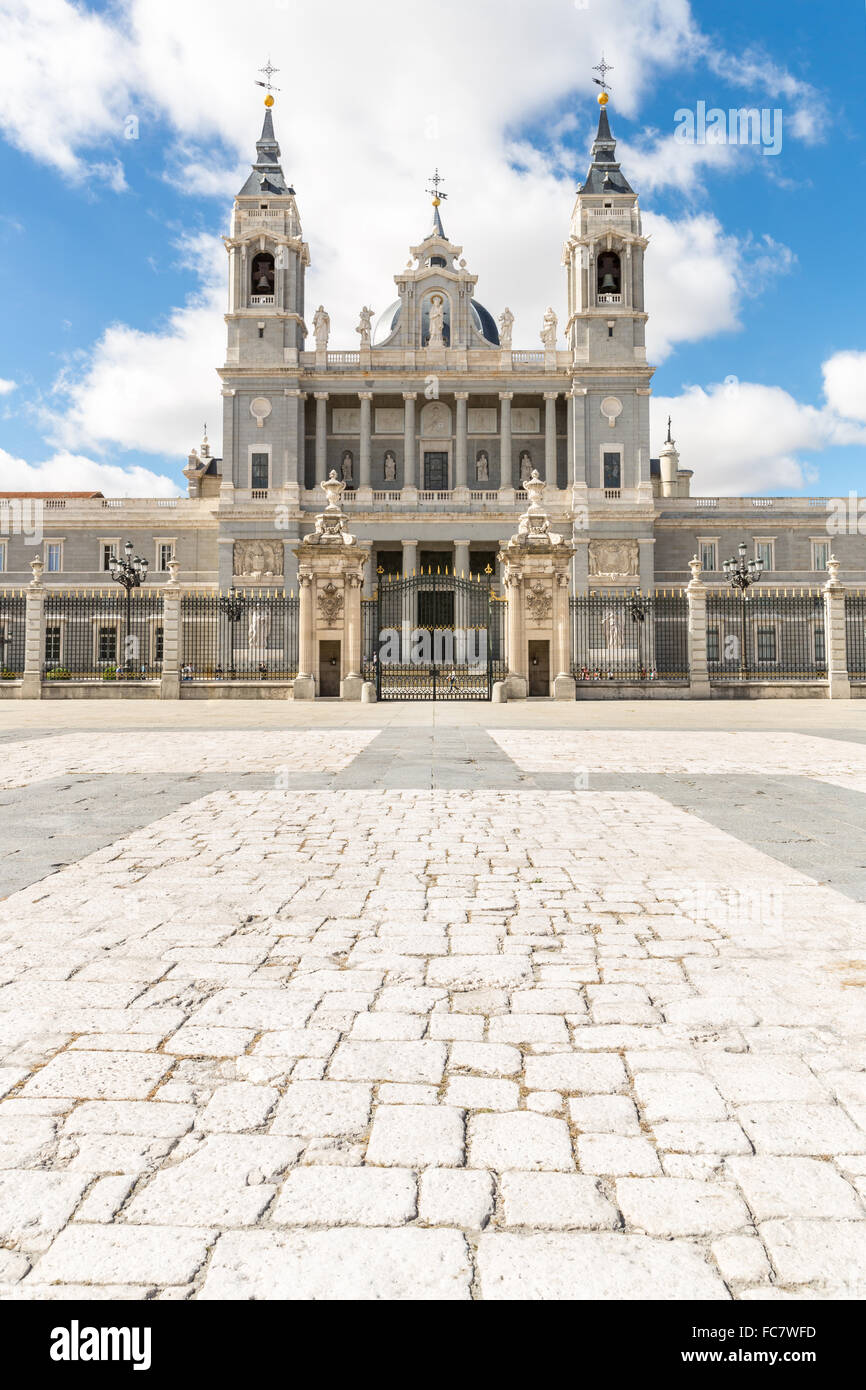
left=1, top=94, right=862, bottom=591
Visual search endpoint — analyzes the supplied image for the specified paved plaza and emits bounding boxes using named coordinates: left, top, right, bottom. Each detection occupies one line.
left=0, top=700, right=865, bottom=1300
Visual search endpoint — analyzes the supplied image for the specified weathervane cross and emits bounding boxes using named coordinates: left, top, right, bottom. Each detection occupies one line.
left=426, top=168, right=448, bottom=203
left=255, top=59, right=281, bottom=94
left=592, top=53, right=614, bottom=93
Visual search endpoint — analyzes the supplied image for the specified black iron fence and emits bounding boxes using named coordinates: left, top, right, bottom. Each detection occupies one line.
left=845, top=593, right=866, bottom=678
left=0, top=591, right=26, bottom=678
left=571, top=591, right=689, bottom=684
left=42, top=589, right=164, bottom=680
left=706, top=588, right=826, bottom=682
left=181, top=591, right=299, bottom=680
left=362, top=569, right=506, bottom=700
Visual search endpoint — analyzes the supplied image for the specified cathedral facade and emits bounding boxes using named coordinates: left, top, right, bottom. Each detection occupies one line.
left=1, top=98, right=862, bottom=591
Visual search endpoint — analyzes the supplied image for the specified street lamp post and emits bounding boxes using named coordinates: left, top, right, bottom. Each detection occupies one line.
left=723, top=541, right=763, bottom=678
left=109, top=540, right=149, bottom=675
left=628, top=592, right=648, bottom=677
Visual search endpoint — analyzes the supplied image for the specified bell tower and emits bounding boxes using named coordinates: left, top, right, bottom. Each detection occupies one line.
left=219, top=78, right=310, bottom=503
left=562, top=77, right=654, bottom=501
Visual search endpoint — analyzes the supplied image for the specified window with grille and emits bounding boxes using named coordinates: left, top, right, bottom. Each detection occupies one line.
left=155, top=627, right=164, bottom=662
left=98, top=626, right=117, bottom=663
left=706, top=627, right=720, bottom=661
left=755, top=540, right=774, bottom=571
left=603, top=453, right=621, bottom=489
left=251, top=454, right=269, bottom=490
left=45, top=626, right=61, bottom=662
left=158, top=544, right=174, bottom=571
left=700, top=541, right=717, bottom=572
left=812, top=541, right=830, bottom=572
left=757, top=627, right=777, bottom=662
left=46, top=543, right=62, bottom=573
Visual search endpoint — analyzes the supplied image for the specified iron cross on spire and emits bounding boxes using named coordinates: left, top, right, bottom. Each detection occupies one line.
left=426, top=168, right=447, bottom=204
left=592, top=53, right=614, bottom=93
left=255, top=59, right=281, bottom=94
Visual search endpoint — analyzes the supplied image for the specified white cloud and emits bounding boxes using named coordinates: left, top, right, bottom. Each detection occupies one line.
left=651, top=379, right=866, bottom=495
left=0, top=379, right=16, bottom=395
left=0, top=446, right=181, bottom=496
left=644, top=212, right=741, bottom=361
left=822, top=351, right=866, bottom=424
left=44, top=233, right=224, bottom=459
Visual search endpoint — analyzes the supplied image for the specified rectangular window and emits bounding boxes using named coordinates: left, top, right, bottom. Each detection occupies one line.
left=158, top=543, right=174, bottom=571
left=0, top=543, right=6, bottom=573
left=101, top=543, right=116, bottom=572
left=603, top=452, right=621, bottom=490
left=757, top=627, right=777, bottom=662
left=46, top=543, right=62, bottom=573
left=251, top=453, right=269, bottom=490
left=45, top=625, right=61, bottom=662
left=815, top=626, right=826, bottom=667
left=755, top=540, right=774, bottom=571
left=812, top=540, right=830, bottom=572
left=706, top=627, right=720, bottom=662
left=155, top=627, right=164, bottom=663
left=700, top=541, right=717, bottom=573
left=98, top=626, right=117, bottom=663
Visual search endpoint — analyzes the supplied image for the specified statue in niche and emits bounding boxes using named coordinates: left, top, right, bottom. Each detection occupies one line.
left=519, top=450, right=534, bottom=485
left=498, top=307, right=514, bottom=349
left=475, top=450, right=490, bottom=482
left=313, top=305, right=330, bottom=351
left=427, top=294, right=445, bottom=347
left=540, top=306, right=558, bottom=349
left=340, top=449, right=354, bottom=485
left=383, top=450, right=397, bottom=483
left=356, top=306, right=374, bottom=346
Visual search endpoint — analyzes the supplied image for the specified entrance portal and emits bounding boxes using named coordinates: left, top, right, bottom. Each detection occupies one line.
left=423, top=452, right=448, bottom=490
left=318, top=640, right=341, bottom=697
left=528, top=639, right=550, bottom=696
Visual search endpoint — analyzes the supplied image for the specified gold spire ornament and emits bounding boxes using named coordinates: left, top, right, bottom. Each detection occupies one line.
left=255, top=59, right=280, bottom=106
left=592, top=53, right=613, bottom=105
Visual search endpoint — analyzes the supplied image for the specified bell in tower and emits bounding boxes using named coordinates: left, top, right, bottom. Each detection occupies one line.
left=597, top=251, right=621, bottom=297
left=250, top=251, right=275, bottom=295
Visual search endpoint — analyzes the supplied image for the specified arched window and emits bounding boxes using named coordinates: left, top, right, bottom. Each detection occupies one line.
left=597, top=251, right=621, bottom=298
left=250, top=252, right=275, bottom=298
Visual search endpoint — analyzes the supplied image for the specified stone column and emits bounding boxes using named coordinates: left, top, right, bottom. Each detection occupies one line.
left=498, top=472, right=575, bottom=699
left=824, top=555, right=851, bottom=699
left=159, top=559, right=182, bottom=700
left=402, top=393, right=417, bottom=495
left=22, top=555, right=45, bottom=699
left=314, top=392, right=328, bottom=486
left=358, top=392, right=373, bottom=493
left=499, top=392, right=513, bottom=490
left=454, top=393, right=469, bottom=493
left=454, top=541, right=470, bottom=578
left=544, top=392, right=557, bottom=483
left=686, top=555, right=711, bottom=699
left=401, top=539, right=418, bottom=645
left=638, top=537, right=656, bottom=593
left=294, top=473, right=369, bottom=700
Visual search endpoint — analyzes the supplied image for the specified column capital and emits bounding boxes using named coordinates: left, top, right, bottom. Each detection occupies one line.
left=284, top=388, right=306, bottom=398
left=402, top=391, right=418, bottom=401
left=543, top=391, right=559, bottom=400
left=568, top=386, right=588, bottom=397
left=454, top=391, right=470, bottom=401
left=358, top=391, right=374, bottom=401
left=499, top=391, right=514, bottom=401
left=314, top=391, right=330, bottom=400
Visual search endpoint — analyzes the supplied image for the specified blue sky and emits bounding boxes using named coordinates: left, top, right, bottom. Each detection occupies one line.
left=0, top=0, right=864, bottom=496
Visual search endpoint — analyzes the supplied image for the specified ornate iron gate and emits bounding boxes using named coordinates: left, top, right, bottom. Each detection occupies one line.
left=363, top=569, right=506, bottom=700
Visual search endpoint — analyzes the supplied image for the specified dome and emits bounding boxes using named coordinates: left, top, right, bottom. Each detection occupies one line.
left=370, top=295, right=500, bottom=347
left=373, top=301, right=401, bottom=345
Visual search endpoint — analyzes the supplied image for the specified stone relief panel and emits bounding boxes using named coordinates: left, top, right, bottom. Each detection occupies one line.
left=512, top=407, right=540, bottom=434
left=526, top=582, right=552, bottom=622
left=374, top=408, right=405, bottom=434
left=588, top=540, right=639, bottom=579
left=317, top=580, right=344, bottom=627
left=420, top=401, right=452, bottom=437
left=233, top=540, right=284, bottom=578
left=468, top=407, right=497, bottom=434
left=332, top=408, right=361, bottom=433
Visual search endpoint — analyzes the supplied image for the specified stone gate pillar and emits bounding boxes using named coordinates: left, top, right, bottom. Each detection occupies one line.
left=159, top=559, right=182, bottom=700
left=22, top=555, right=45, bottom=699
left=498, top=471, right=575, bottom=700
left=293, top=471, right=370, bottom=700
left=824, top=555, right=851, bottom=700
left=686, top=555, right=711, bottom=699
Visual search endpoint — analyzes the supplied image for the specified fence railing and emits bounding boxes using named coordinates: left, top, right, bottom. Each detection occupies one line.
left=570, top=591, right=689, bottom=683
left=42, top=589, right=164, bottom=680
left=706, top=589, right=826, bottom=682
left=845, top=593, right=866, bottom=677
left=0, top=591, right=26, bottom=678
left=180, top=591, right=299, bottom=680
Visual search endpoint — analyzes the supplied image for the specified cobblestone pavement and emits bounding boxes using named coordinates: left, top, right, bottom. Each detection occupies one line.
left=0, top=710, right=865, bottom=1300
